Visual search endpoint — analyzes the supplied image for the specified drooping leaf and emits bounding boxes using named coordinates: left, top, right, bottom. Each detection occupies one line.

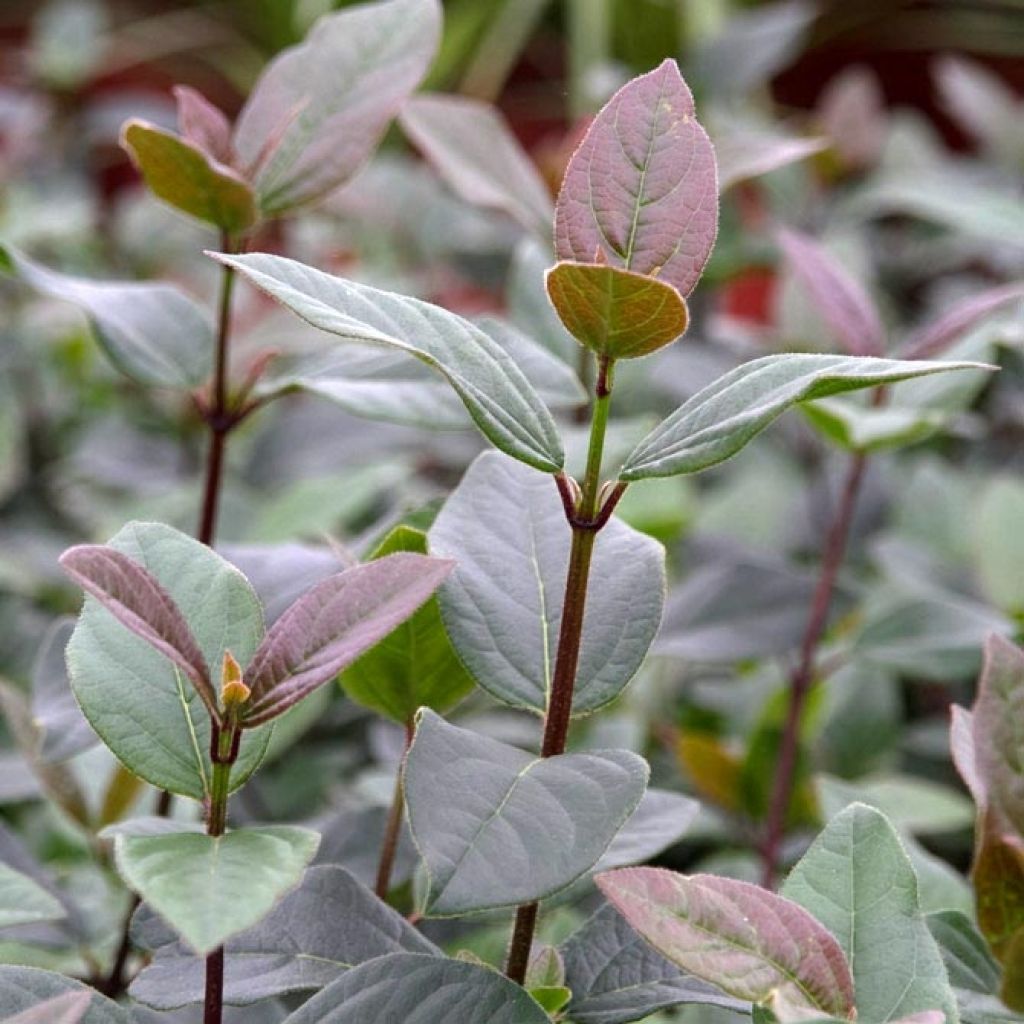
left=121, top=120, right=256, bottom=234
left=59, top=544, right=217, bottom=721
left=619, top=354, right=990, bottom=481
left=899, top=283, right=1024, bottom=360
left=400, top=93, right=553, bottom=237
left=340, top=527, right=473, bottom=724
left=0, top=862, right=64, bottom=928
left=0, top=246, right=213, bottom=389
left=429, top=452, right=665, bottom=714
left=216, top=252, right=565, bottom=472
left=554, top=59, right=718, bottom=297
left=129, top=865, right=438, bottom=1008
left=561, top=903, right=749, bottom=1024
left=404, top=710, right=647, bottom=915
left=783, top=803, right=959, bottom=1024
left=233, top=0, right=441, bottom=214
left=546, top=262, right=689, bottom=360
left=596, top=867, right=856, bottom=1021
left=777, top=228, right=885, bottom=357
left=66, top=522, right=269, bottom=801
left=0, top=967, right=130, bottom=1024
left=242, top=552, right=452, bottom=726
left=3, top=991, right=91, bottom=1024
left=109, top=821, right=319, bottom=955
left=277, top=953, right=551, bottom=1024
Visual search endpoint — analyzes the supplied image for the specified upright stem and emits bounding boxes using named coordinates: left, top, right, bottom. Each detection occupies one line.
left=759, top=452, right=868, bottom=888
left=375, top=719, right=415, bottom=899
left=506, top=356, right=617, bottom=985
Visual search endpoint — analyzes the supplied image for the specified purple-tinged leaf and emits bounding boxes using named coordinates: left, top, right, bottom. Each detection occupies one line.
left=817, top=66, right=887, bottom=170
left=714, top=128, right=826, bottom=192
left=4, top=991, right=92, bottom=1024
left=59, top=545, right=217, bottom=723
left=596, top=867, right=856, bottom=1021
left=554, top=59, right=718, bottom=297
left=233, top=0, right=441, bottom=215
left=950, top=706, right=984, bottom=809
left=121, top=120, right=257, bottom=234
left=400, top=93, right=553, bottom=238
left=546, top=262, right=689, bottom=360
left=242, top=553, right=453, bottom=725
left=900, top=283, right=1024, bottom=360
left=777, top=228, right=885, bottom=357
left=173, top=85, right=234, bottom=165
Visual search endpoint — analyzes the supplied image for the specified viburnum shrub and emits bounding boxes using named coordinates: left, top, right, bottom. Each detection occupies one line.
left=1, top=1, right=1020, bottom=1023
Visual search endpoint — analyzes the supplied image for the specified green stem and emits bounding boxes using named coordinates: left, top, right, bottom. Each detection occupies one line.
left=505, top=356, right=617, bottom=985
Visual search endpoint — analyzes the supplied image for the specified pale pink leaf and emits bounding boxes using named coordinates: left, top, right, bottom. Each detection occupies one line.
left=554, top=59, right=718, bottom=297
left=714, top=128, right=826, bottom=192
left=900, top=282, right=1024, bottom=359
left=4, top=991, right=93, bottom=1024
left=950, top=705, right=985, bottom=810
left=174, top=85, right=234, bottom=165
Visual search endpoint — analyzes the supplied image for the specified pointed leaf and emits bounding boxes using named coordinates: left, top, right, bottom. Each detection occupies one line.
left=110, top=823, right=319, bottom=955
left=715, top=127, right=827, bottom=191
left=0, top=968, right=130, bottom=1024
left=400, top=93, right=553, bottom=237
left=0, top=246, right=213, bottom=389
left=595, top=868, right=856, bottom=1021
left=783, top=803, right=959, bottom=1024
left=242, top=552, right=453, bottom=725
left=546, top=262, right=689, bottom=360
left=405, top=710, right=648, bottom=915
left=429, top=452, right=665, bottom=714
left=778, top=228, right=885, bottom=357
left=121, top=120, right=256, bottom=233
left=278, top=953, right=551, bottom=1024
left=554, top=59, right=718, bottom=296
left=130, top=865, right=439, bottom=1008
left=341, top=527, right=474, bottom=724
left=174, top=85, right=233, bottom=164
left=3, top=992, right=91, bottom=1024
left=900, top=283, right=1024, bottom=360
left=619, top=354, right=992, bottom=481
left=67, top=522, right=268, bottom=800
left=59, top=544, right=217, bottom=721
left=216, top=252, right=565, bottom=472
left=0, top=862, right=64, bottom=928
left=234, top=0, right=441, bottom=214
left=561, top=903, right=749, bottom=1024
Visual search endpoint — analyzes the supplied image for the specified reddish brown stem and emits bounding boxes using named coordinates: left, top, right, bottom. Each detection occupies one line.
left=759, top=452, right=868, bottom=888
left=375, top=720, right=415, bottom=899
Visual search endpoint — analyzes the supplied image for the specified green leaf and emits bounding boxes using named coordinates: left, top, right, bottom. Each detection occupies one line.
left=974, top=477, right=1024, bottom=615
left=0, top=967, right=130, bottom=1024
left=783, top=803, right=959, bottom=1024
left=802, top=398, right=949, bottom=453
left=4, top=992, right=91, bottom=1024
left=429, top=452, right=665, bottom=714
left=0, top=246, right=213, bottom=390
left=530, top=986, right=572, bottom=1014
left=277, top=953, right=551, bottom=1023
left=66, top=522, right=269, bottom=801
left=121, top=120, right=256, bottom=233
left=619, top=354, right=992, bottom=481
left=109, top=821, right=319, bottom=955
left=0, top=862, right=64, bottom=928
left=546, top=262, right=689, bottom=360
left=817, top=775, right=974, bottom=836
left=234, top=0, right=441, bottom=214
left=216, top=253, right=564, bottom=472
left=926, top=911, right=1000, bottom=994
left=404, top=710, right=647, bottom=915
left=341, top=527, right=474, bottom=724
left=595, top=867, right=856, bottom=1021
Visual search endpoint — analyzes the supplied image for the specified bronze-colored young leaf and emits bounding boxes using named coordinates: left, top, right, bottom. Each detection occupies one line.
left=242, top=553, right=454, bottom=725
left=545, top=262, right=689, bottom=360
left=121, top=120, right=256, bottom=234
left=595, top=868, right=856, bottom=1021
left=554, top=59, right=718, bottom=297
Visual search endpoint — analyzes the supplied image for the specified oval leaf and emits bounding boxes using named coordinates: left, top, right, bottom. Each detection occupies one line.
left=278, top=953, right=551, bottom=1024
left=121, top=120, right=256, bottom=233
left=554, top=59, right=718, bottom=297
left=429, top=452, right=665, bottom=714
left=405, top=710, right=648, bottom=916
left=0, top=246, right=213, bottom=389
left=233, top=0, right=441, bottom=214
left=216, top=252, right=565, bottom=472
left=66, top=522, right=268, bottom=801
left=619, top=354, right=993, bottom=481
left=110, top=822, right=319, bottom=955
left=546, top=262, right=689, bottom=360
left=242, top=552, right=453, bottom=726
left=595, top=867, right=856, bottom=1021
